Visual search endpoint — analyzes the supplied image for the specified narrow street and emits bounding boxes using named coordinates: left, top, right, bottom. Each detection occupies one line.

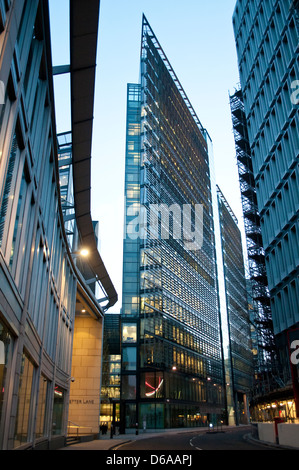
left=113, top=426, right=282, bottom=451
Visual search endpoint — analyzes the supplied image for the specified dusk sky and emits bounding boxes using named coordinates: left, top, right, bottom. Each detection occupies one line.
left=50, top=0, right=243, bottom=312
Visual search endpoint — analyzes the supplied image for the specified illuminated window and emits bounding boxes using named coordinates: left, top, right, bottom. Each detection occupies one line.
left=141, top=372, right=164, bottom=398
left=122, top=324, right=137, bottom=343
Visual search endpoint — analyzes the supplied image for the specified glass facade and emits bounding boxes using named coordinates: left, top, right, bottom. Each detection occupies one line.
left=233, top=0, right=299, bottom=337
left=52, top=386, right=65, bottom=436
left=100, top=314, right=121, bottom=433
left=217, top=187, right=253, bottom=425
left=120, top=16, right=253, bottom=431
left=14, top=353, right=35, bottom=448
left=57, top=132, right=76, bottom=252
left=122, top=84, right=141, bottom=318
left=35, top=375, right=49, bottom=439
left=232, top=0, right=299, bottom=416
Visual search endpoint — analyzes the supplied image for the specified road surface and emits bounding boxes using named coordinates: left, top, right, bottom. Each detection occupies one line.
left=114, top=427, right=282, bottom=451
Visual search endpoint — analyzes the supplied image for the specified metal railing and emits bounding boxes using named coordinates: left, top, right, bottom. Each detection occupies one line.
left=67, top=421, right=93, bottom=437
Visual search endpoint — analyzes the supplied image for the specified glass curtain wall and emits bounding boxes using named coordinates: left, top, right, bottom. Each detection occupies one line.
left=121, top=16, right=226, bottom=430
left=121, top=84, right=141, bottom=430
left=217, top=186, right=253, bottom=425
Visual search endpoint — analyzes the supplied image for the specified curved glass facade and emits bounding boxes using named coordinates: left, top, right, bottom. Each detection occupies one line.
left=0, top=0, right=112, bottom=449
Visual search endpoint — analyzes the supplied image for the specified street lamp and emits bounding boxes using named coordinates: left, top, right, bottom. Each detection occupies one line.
left=70, top=248, right=90, bottom=259
left=80, top=249, right=89, bottom=257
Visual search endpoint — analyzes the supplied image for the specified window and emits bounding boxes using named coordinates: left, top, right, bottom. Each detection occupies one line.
left=9, top=165, right=30, bottom=270
left=0, top=318, right=13, bottom=447
left=0, top=134, right=18, bottom=247
left=126, top=184, right=139, bottom=200
left=52, top=386, right=65, bottom=436
left=141, top=372, right=164, bottom=399
left=124, top=403, right=136, bottom=429
left=14, top=352, right=35, bottom=448
left=140, top=403, right=164, bottom=429
left=121, top=375, right=136, bottom=400
left=122, top=347, right=137, bottom=371
left=35, top=375, right=48, bottom=439
left=122, top=324, right=137, bottom=343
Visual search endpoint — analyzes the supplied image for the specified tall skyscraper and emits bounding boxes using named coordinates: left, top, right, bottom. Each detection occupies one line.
left=217, top=186, right=253, bottom=425
left=231, top=0, right=299, bottom=419
left=120, top=15, right=252, bottom=431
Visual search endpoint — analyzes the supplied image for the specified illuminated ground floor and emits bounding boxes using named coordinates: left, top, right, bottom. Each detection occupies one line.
left=119, top=401, right=225, bottom=433
left=250, top=395, right=298, bottom=423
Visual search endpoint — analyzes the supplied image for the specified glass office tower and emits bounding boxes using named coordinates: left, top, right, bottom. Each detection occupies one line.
left=217, top=186, right=253, bottom=425
left=232, top=0, right=299, bottom=417
left=121, top=16, right=252, bottom=431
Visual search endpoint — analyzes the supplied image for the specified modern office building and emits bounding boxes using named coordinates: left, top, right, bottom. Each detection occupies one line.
left=120, top=15, right=252, bottom=432
left=0, top=0, right=117, bottom=450
left=217, top=186, right=253, bottom=425
left=231, top=0, right=299, bottom=419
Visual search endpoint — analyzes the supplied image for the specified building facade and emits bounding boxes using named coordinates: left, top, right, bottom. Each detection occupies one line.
left=232, top=0, right=299, bottom=419
left=100, top=313, right=121, bottom=435
left=217, top=186, right=253, bottom=425
left=230, top=88, right=276, bottom=390
left=120, top=16, right=252, bottom=432
left=0, top=0, right=117, bottom=450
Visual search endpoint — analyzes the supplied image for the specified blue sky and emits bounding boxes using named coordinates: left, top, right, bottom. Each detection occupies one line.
left=50, top=0, right=242, bottom=313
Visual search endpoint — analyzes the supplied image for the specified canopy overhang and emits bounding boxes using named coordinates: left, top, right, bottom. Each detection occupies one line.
left=69, top=0, right=118, bottom=309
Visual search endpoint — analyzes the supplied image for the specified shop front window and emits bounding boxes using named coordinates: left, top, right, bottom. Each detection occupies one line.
left=140, top=403, right=164, bottom=429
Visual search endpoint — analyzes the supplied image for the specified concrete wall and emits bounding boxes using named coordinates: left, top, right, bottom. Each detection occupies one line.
left=68, top=316, right=103, bottom=436
left=257, top=422, right=299, bottom=448
left=257, top=422, right=276, bottom=444
left=278, top=423, right=299, bottom=448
